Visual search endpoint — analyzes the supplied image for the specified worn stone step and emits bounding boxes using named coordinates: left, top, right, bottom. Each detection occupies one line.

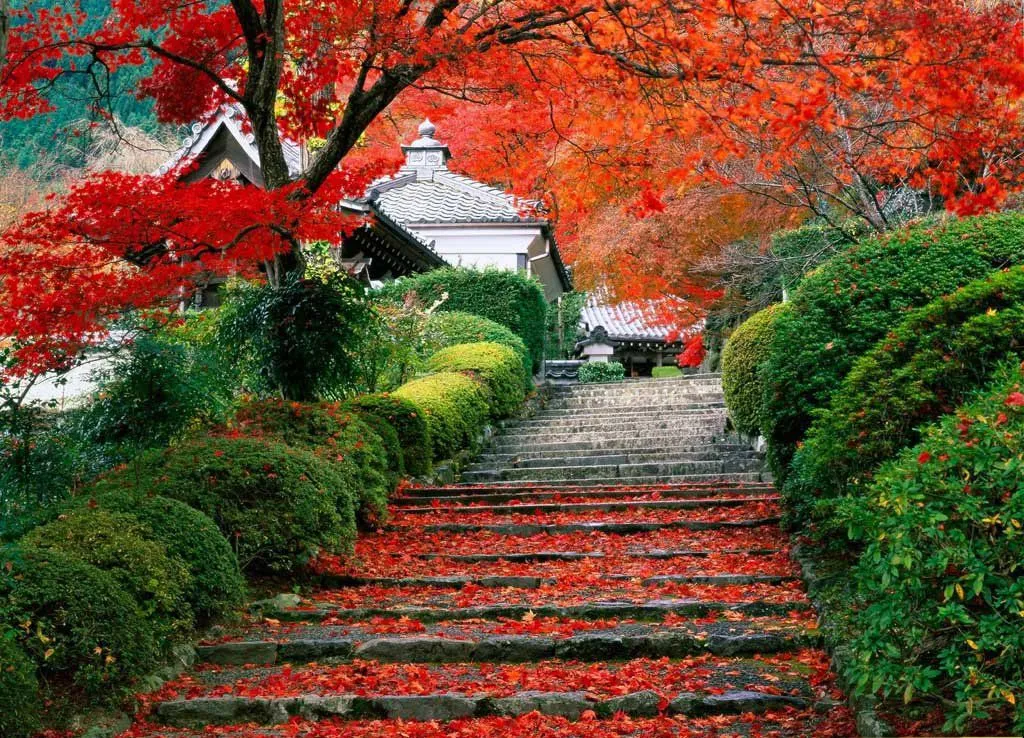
left=490, top=430, right=726, bottom=449
left=316, top=572, right=795, bottom=590
left=412, top=548, right=784, bottom=563
left=401, top=480, right=771, bottom=497
left=394, top=516, right=780, bottom=536
left=529, top=402, right=727, bottom=419
left=461, top=472, right=771, bottom=487
left=461, top=459, right=763, bottom=483
left=394, top=485, right=773, bottom=506
left=467, top=449, right=758, bottom=472
left=475, top=442, right=753, bottom=463
left=488, top=435, right=737, bottom=455
left=511, top=409, right=726, bottom=428
left=499, top=416, right=726, bottom=436
left=196, top=620, right=819, bottom=667
left=395, top=495, right=778, bottom=516
left=153, top=687, right=822, bottom=728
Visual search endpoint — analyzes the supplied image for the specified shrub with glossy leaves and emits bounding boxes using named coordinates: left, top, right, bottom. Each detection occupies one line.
left=0, top=633, right=41, bottom=738
left=91, top=437, right=356, bottom=574
left=840, top=362, right=1024, bottom=734
left=23, top=509, right=192, bottom=642
left=0, top=545, right=160, bottom=697
left=578, top=361, right=626, bottom=384
left=378, top=268, right=548, bottom=373
left=231, top=400, right=392, bottom=522
left=345, top=394, right=432, bottom=477
left=394, top=372, right=489, bottom=461
left=761, top=213, right=1024, bottom=481
left=722, top=303, right=787, bottom=437
left=427, top=342, right=526, bottom=418
left=786, top=267, right=1024, bottom=532
left=75, top=492, right=244, bottom=621
left=423, top=311, right=532, bottom=387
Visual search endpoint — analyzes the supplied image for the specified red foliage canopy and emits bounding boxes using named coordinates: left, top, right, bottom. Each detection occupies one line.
left=0, top=0, right=1021, bottom=373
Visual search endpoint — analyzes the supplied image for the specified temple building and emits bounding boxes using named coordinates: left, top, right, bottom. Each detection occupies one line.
left=575, top=294, right=687, bottom=375
left=157, top=109, right=569, bottom=303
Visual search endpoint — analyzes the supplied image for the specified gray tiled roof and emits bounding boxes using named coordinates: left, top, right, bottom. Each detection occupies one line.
left=370, top=170, right=541, bottom=225
left=580, top=294, right=684, bottom=343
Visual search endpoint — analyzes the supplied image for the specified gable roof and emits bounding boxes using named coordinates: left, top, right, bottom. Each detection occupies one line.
left=580, top=293, right=686, bottom=344
left=368, top=170, right=541, bottom=225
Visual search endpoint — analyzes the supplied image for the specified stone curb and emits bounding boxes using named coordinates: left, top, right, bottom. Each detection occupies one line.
left=196, top=628, right=819, bottom=666
left=154, top=688, right=817, bottom=727
left=791, top=543, right=895, bottom=738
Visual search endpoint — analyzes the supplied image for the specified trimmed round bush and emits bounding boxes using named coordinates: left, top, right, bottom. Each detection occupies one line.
left=423, top=311, right=532, bottom=388
left=786, top=266, right=1024, bottom=532
left=346, top=394, right=432, bottom=477
left=91, top=436, right=356, bottom=574
left=394, top=372, right=490, bottom=461
left=578, top=361, right=625, bottom=384
left=651, top=366, right=682, bottom=379
left=0, top=635, right=41, bottom=738
left=343, top=406, right=404, bottom=483
left=761, top=213, right=1024, bottom=481
left=23, top=509, right=192, bottom=641
left=0, top=545, right=160, bottom=697
left=427, top=342, right=526, bottom=418
left=231, top=400, right=392, bottom=522
left=840, top=362, right=1024, bottom=733
left=77, top=492, right=244, bottom=621
left=377, top=267, right=548, bottom=373
left=721, top=303, right=787, bottom=437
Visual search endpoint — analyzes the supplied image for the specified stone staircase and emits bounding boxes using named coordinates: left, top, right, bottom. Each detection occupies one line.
left=463, top=374, right=768, bottom=485
left=119, top=374, right=854, bottom=737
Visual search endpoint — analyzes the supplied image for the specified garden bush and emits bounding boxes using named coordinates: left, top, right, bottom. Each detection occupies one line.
left=423, top=311, right=532, bottom=388
left=840, top=362, right=1024, bottom=734
left=0, top=633, right=41, bottom=738
left=76, top=492, right=244, bottom=621
left=377, top=268, right=548, bottom=373
left=578, top=361, right=625, bottom=384
left=786, top=267, right=1024, bottom=532
left=760, top=213, right=1024, bottom=481
left=345, top=394, right=432, bottom=477
left=545, top=292, right=587, bottom=361
left=231, top=400, right=392, bottom=522
left=427, top=342, right=526, bottom=418
left=394, top=372, right=490, bottom=461
left=721, top=303, right=787, bottom=437
left=0, top=545, right=160, bottom=697
left=91, top=436, right=356, bottom=574
left=651, top=366, right=682, bottom=379
left=23, top=509, right=192, bottom=642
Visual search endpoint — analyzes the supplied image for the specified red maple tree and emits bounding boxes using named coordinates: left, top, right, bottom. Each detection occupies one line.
left=0, top=0, right=1021, bottom=374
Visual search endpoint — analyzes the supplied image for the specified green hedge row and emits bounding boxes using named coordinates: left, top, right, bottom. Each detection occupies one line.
left=423, top=311, right=531, bottom=388
left=721, top=303, right=787, bottom=437
left=427, top=342, right=527, bottom=418
left=578, top=361, right=625, bottom=384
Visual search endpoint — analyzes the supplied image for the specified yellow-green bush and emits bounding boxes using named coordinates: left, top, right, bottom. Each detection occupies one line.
left=427, top=342, right=526, bottom=418
left=394, top=372, right=490, bottom=461
left=721, top=303, right=788, bottom=437
left=345, top=394, right=432, bottom=478
left=423, top=311, right=532, bottom=388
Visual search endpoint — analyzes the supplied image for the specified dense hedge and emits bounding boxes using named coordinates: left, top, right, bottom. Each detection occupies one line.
left=378, top=268, right=548, bottom=374
left=841, top=363, right=1024, bottom=734
left=721, top=303, right=787, bottom=437
left=0, top=634, right=41, bottom=738
left=785, top=267, right=1024, bottom=532
left=578, top=361, right=625, bottom=384
left=394, top=372, right=490, bottom=461
left=77, top=492, right=244, bottom=621
left=23, top=509, right=192, bottom=643
left=761, top=214, right=1024, bottom=480
left=0, top=545, right=160, bottom=697
left=91, top=437, right=356, bottom=573
left=232, top=400, right=392, bottom=522
left=423, top=311, right=531, bottom=387
left=427, top=342, right=526, bottom=418
left=345, top=394, right=432, bottom=477
left=651, top=366, right=682, bottom=379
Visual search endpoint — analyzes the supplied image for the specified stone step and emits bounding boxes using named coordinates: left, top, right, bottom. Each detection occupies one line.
left=528, top=401, right=727, bottom=419
left=396, top=516, right=780, bottom=536
left=461, top=458, right=763, bottom=483
left=402, top=479, right=771, bottom=496
left=465, top=449, right=759, bottom=473
left=490, top=429, right=726, bottom=449
left=475, top=442, right=753, bottom=461
left=459, top=472, right=771, bottom=487
left=497, top=416, right=727, bottom=436
left=395, top=484, right=773, bottom=505
left=395, top=494, right=778, bottom=516
left=410, top=547, right=784, bottom=562
left=317, top=572, right=796, bottom=590
left=543, top=397, right=725, bottom=412
left=488, top=436, right=737, bottom=455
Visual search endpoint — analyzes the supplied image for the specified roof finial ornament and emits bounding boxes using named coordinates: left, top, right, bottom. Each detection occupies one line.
left=418, top=118, right=437, bottom=139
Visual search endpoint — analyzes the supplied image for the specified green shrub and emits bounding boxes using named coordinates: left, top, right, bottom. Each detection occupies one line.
left=423, top=311, right=532, bottom=388
left=91, top=436, right=356, bottom=574
left=721, top=303, right=787, bottom=436
left=231, top=400, right=392, bottom=522
left=345, top=394, right=432, bottom=477
left=0, top=545, right=160, bottom=697
left=545, top=292, right=587, bottom=361
left=761, top=213, right=1024, bottom=481
left=786, top=267, right=1024, bottom=533
left=377, top=268, right=548, bottom=374
left=0, top=633, right=41, bottom=738
left=427, top=342, right=526, bottom=418
left=23, top=509, right=192, bottom=642
left=394, top=372, right=490, bottom=461
left=840, top=362, right=1024, bottom=734
left=76, top=493, right=244, bottom=621
left=342, top=407, right=403, bottom=482
left=578, top=362, right=626, bottom=384
left=651, top=366, right=683, bottom=379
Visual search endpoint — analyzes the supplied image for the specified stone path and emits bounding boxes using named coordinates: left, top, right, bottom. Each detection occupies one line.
left=123, top=376, right=855, bottom=737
